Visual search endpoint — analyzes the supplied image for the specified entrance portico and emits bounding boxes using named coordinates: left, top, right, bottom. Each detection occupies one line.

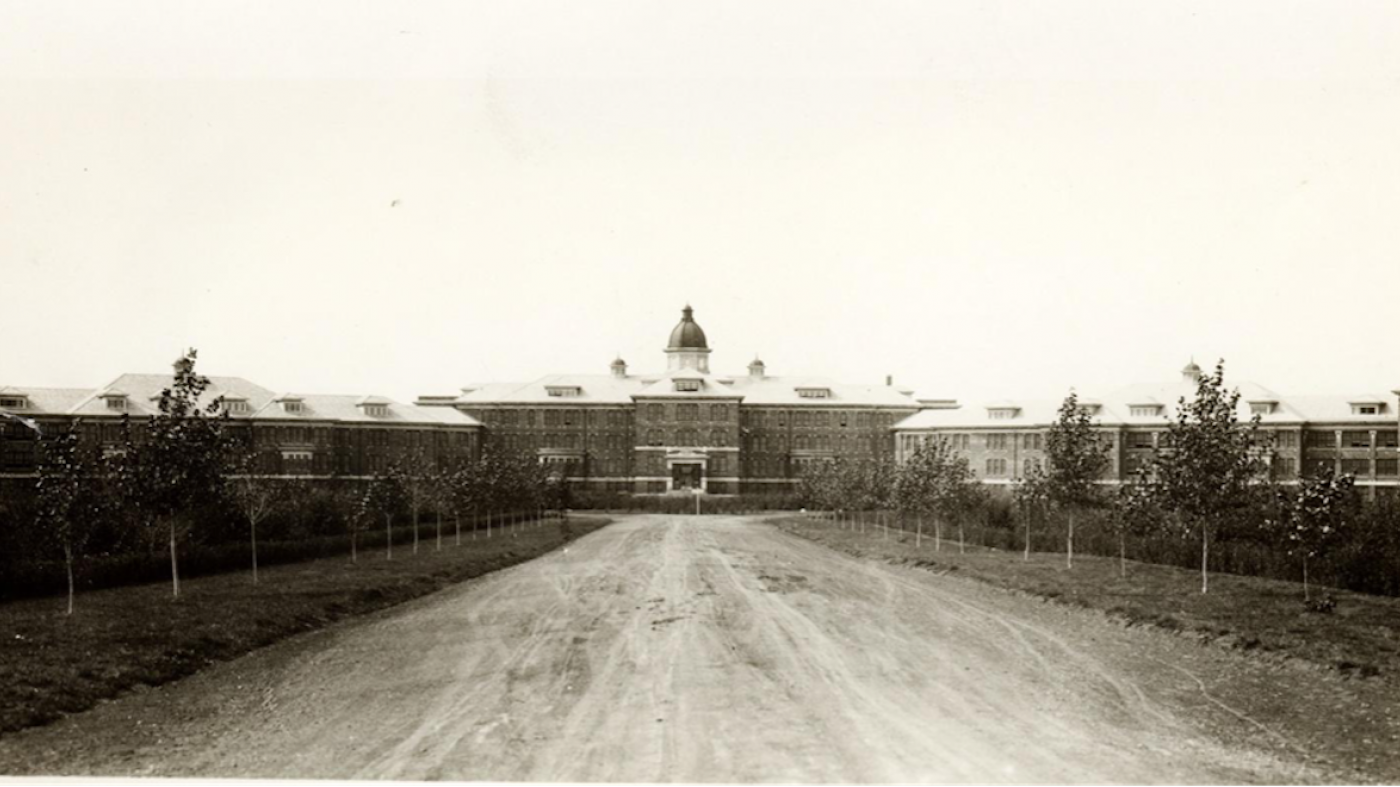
left=665, top=448, right=709, bottom=493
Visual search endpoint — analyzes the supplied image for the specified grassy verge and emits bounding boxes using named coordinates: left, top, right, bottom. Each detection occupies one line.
left=768, top=514, right=1400, bottom=680
left=0, top=515, right=609, bottom=736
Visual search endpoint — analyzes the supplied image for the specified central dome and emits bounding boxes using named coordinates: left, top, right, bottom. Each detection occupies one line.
left=667, top=305, right=709, bottom=350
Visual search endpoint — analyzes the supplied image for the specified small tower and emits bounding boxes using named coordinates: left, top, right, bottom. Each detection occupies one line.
left=610, top=356, right=628, bottom=379
left=1181, top=359, right=1204, bottom=384
left=748, top=356, right=766, bottom=380
left=665, top=304, right=711, bottom=374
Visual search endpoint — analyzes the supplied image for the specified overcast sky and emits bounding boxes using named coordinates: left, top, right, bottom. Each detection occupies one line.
left=4, top=1, right=1399, bottom=406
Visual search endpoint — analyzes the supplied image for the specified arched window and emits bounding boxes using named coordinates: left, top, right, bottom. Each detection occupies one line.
left=648, top=429, right=663, bottom=446
left=710, top=428, right=725, bottom=446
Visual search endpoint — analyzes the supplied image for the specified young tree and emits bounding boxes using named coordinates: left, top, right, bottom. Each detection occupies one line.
left=1108, top=466, right=1165, bottom=578
left=895, top=440, right=954, bottom=548
left=391, top=450, right=434, bottom=556
left=1151, top=361, right=1267, bottom=594
left=35, top=421, right=100, bottom=615
left=223, top=442, right=285, bottom=584
left=117, top=350, right=232, bottom=599
left=1012, top=464, right=1050, bottom=562
left=1045, top=391, right=1110, bottom=569
left=448, top=458, right=480, bottom=543
left=1280, top=471, right=1356, bottom=601
left=363, top=468, right=406, bottom=560
left=345, top=482, right=371, bottom=563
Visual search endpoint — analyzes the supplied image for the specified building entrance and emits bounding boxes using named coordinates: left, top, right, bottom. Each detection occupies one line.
left=670, top=462, right=703, bottom=491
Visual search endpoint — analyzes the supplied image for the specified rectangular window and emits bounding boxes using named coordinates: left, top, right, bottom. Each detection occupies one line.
left=986, top=434, right=1008, bottom=450
left=1306, top=431, right=1337, bottom=449
left=1275, top=431, right=1298, bottom=448
left=1129, top=406, right=1161, bottom=417
left=674, top=379, right=702, bottom=392
left=1341, top=458, right=1372, bottom=476
left=1376, top=459, right=1398, bottom=478
left=1342, top=431, right=1371, bottom=449
left=1379, top=431, right=1399, bottom=449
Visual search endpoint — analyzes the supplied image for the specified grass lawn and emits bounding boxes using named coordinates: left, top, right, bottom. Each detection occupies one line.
left=0, top=515, right=610, bottom=736
left=769, top=514, right=1400, bottom=680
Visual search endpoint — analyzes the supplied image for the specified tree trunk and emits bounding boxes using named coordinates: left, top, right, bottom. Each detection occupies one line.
left=1200, top=524, right=1209, bottom=594
left=386, top=514, right=393, bottom=560
left=413, top=509, right=420, bottom=555
left=1119, top=530, right=1126, bottom=578
left=487, top=511, right=493, bottom=539
left=64, top=543, right=74, bottom=616
left=436, top=510, right=443, bottom=551
left=351, top=532, right=358, bottom=563
left=1066, top=511, right=1075, bottom=570
left=958, top=522, right=965, bottom=554
left=251, top=516, right=259, bottom=585
left=455, top=513, right=461, bottom=547
left=169, top=521, right=181, bottom=599
left=1303, top=554, right=1310, bottom=601
left=935, top=517, right=942, bottom=552
left=1024, top=510, right=1031, bottom=562
left=916, top=514, right=922, bottom=549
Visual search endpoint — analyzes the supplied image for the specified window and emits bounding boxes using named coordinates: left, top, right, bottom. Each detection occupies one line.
left=710, top=403, right=727, bottom=421
left=676, top=428, right=697, bottom=446
left=648, top=429, right=663, bottom=446
left=987, top=408, right=1019, bottom=420
left=796, top=387, right=831, bottom=399
left=1378, top=430, right=1399, bottom=449
left=677, top=403, right=698, bottom=422
left=546, top=386, right=582, bottom=397
left=1341, top=458, right=1372, bottom=476
left=1127, top=432, right=1154, bottom=449
left=674, top=379, right=702, bottom=392
left=710, top=428, right=726, bottom=446
left=1351, top=403, right=1383, bottom=416
left=1275, top=431, right=1298, bottom=448
left=1272, top=456, right=1297, bottom=479
left=1023, top=433, right=1044, bottom=450
left=1343, top=431, right=1371, bottom=449
left=986, top=433, right=1008, bottom=450
left=363, top=404, right=388, bottom=417
left=1129, top=405, right=1162, bottom=417
left=1377, top=459, right=1398, bottom=478
left=1022, top=458, right=1040, bottom=475
left=647, top=403, right=664, bottom=421
left=1248, top=402, right=1276, bottom=416
left=0, top=396, right=27, bottom=409
left=984, top=458, right=1007, bottom=476
left=1306, top=431, right=1337, bottom=449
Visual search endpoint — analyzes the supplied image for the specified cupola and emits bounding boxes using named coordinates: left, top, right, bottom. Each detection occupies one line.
left=610, top=356, right=628, bottom=379
left=664, top=304, right=712, bottom=373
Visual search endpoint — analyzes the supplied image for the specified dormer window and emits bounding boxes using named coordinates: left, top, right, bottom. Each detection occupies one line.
left=1349, top=400, right=1386, bottom=416
left=986, top=407, right=1020, bottom=419
left=674, top=379, right=702, bottom=393
left=101, top=393, right=128, bottom=411
left=0, top=395, right=28, bottom=410
left=363, top=404, right=388, bottom=417
left=1249, top=400, right=1277, bottom=416
left=221, top=396, right=251, bottom=415
left=1129, top=404, right=1162, bottom=418
left=277, top=395, right=305, bottom=414
left=546, top=386, right=582, bottom=397
left=796, top=387, right=831, bottom=399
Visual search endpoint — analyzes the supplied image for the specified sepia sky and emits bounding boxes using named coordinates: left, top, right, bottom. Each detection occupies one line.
left=3, top=1, right=1400, bottom=406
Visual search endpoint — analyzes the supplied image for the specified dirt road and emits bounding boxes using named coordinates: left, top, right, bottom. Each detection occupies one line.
left=0, top=515, right=1317, bottom=782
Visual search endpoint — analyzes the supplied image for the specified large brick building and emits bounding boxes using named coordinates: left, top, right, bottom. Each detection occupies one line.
left=893, top=361, right=1400, bottom=496
left=0, top=373, right=481, bottom=478
left=420, top=306, right=924, bottom=494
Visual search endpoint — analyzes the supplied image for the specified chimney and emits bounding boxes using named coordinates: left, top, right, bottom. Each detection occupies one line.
left=886, top=374, right=893, bottom=387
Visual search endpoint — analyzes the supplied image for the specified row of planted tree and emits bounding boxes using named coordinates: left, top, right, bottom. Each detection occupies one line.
left=800, top=362, right=1400, bottom=600
left=0, top=351, right=572, bottom=612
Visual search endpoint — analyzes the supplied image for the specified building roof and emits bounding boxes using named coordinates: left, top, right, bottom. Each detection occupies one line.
left=2, top=374, right=479, bottom=428
left=894, top=377, right=1399, bottom=431
left=448, top=369, right=921, bottom=407
left=0, top=386, right=95, bottom=415
left=667, top=305, right=709, bottom=350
